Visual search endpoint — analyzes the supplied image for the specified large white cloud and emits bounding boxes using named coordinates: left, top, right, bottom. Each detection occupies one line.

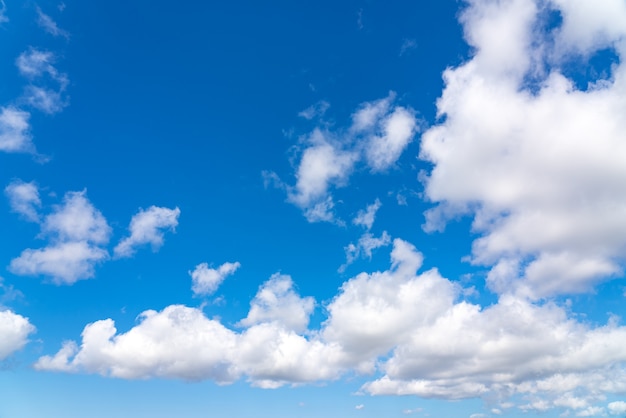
left=10, top=191, right=111, bottom=284
left=114, top=206, right=180, bottom=258
left=36, top=238, right=626, bottom=415
left=419, top=0, right=626, bottom=299
left=0, top=310, right=36, bottom=360
left=238, top=274, right=314, bottom=332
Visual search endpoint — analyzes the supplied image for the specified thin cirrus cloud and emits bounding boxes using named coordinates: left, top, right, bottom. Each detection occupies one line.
left=114, top=206, right=181, bottom=258
left=190, top=261, right=241, bottom=297
left=35, top=238, right=626, bottom=413
left=35, top=6, right=69, bottom=39
left=419, top=0, right=626, bottom=299
left=268, top=92, right=418, bottom=223
left=9, top=190, right=111, bottom=285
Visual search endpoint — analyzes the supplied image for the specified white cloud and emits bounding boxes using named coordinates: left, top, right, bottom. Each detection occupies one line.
left=0, top=309, right=36, bottom=360
left=42, top=191, right=111, bottom=244
left=353, top=199, right=381, bottom=230
left=355, top=404, right=365, bottom=410
left=36, top=239, right=626, bottom=412
left=23, top=85, right=67, bottom=114
left=10, top=191, right=111, bottom=284
left=10, top=242, right=109, bottom=285
left=576, top=406, right=606, bottom=417
left=35, top=6, right=69, bottom=39
left=364, top=106, right=417, bottom=172
left=238, top=274, right=315, bottom=332
left=298, top=100, right=330, bottom=120
left=190, top=261, right=240, bottom=296
left=16, top=48, right=69, bottom=114
left=5, top=179, right=41, bottom=222
left=114, top=206, right=180, bottom=258
left=340, top=231, right=391, bottom=272
left=608, top=401, right=626, bottom=415
left=0, top=107, right=34, bottom=153
left=284, top=94, right=418, bottom=223
left=419, top=0, right=626, bottom=299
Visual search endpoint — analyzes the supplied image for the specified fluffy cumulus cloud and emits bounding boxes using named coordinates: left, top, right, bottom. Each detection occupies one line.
left=36, top=239, right=626, bottom=414
left=5, top=179, right=41, bottom=222
left=36, top=273, right=343, bottom=387
left=0, top=107, right=33, bottom=153
left=278, top=93, right=418, bottom=223
left=114, top=206, right=180, bottom=258
left=190, top=261, right=240, bottom=296
left=10, top=191, right=111, bottom=284
left=238, top=274, right=314, bottom=332
left=419, top=0, right=626, bottom=299
left=0, top=310, right=36, bottom=360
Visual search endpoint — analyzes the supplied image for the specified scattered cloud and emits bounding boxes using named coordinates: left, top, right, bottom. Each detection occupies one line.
left=298, top=100, right=330, bottom=120
left=35, top=6, right=69, bottom=39
left=190, top=261, right=240, bottom=296
left=340, top=231, right=391, bottom=272
left=0, top=309, right=36, bottom=361
left=282, top=93, right=418, bottom=223
left=5, top=179, right=41, bottom=222
left=355, top=404, right=365, bottom=410
left=9, top=191, right=111, bottom=284
left=419, top=0, right=626, bottom=299
left=0, top=107, right=34, bottom=153
left=399, top=38, right=417, bottom=56
left=353, top=199, right=381, bottom=230
left=23, top=85, right=67, bottom=114
left=114, top=206, right=180, bottom=258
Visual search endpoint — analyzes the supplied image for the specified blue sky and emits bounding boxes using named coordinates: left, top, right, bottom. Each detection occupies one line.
left=1, top=0, right=626, bottom=417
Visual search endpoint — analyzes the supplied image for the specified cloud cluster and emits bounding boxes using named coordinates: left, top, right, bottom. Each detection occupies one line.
left=419, top=0, right=626, bottom=299
left=9, top=190, right=111, bottom=284
left=36, top=239, right=626, bottom=415
left=16, top=48, right=69, bottom=114
left=6, top=182, right=180, bottom=284
left=278, top=93, right=418, bottom=222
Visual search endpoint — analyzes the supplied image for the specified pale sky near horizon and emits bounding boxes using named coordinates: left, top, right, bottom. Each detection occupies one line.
left=2, top=1, right=626, bottom=417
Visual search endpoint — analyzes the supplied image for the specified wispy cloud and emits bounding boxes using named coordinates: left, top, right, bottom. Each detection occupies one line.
left=35, top=6, right=69, bottom=39
left=0, top=0, right=8, bottom=24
